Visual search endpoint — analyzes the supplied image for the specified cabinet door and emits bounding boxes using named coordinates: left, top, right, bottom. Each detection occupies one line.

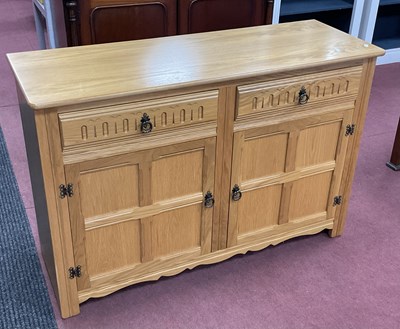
left=65, top=138, right=215, bottom=292
left=227, top=109, right=353, bottom=247
left=179, top=0, right=266, bottom=34
left=76, top=0, right=177, bottom=45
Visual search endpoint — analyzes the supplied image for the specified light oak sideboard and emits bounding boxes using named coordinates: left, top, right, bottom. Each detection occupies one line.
left=7, top=20, right=384, bottom=318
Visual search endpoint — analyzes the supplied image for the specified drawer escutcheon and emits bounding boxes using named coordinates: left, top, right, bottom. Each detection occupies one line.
left=58, top=90, right=219, bottom=148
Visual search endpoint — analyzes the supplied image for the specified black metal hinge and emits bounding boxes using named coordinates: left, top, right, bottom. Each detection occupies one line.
left=59, top=183, right=74, bottom=198
left=345, top=124, right=356, bottom=136
left=333, top=196, right=343, bottom=206
left=68, top=265, right=81, bottom=279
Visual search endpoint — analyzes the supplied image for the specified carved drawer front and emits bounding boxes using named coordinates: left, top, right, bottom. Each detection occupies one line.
left=236, top=66, right=362, bottom=119
left=58, top=90, right=218, bottom=148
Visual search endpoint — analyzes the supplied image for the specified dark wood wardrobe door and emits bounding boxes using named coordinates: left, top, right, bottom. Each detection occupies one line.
left=178, top=0, right=267, bottom=34
left=77, top=0, right=177, bottom=45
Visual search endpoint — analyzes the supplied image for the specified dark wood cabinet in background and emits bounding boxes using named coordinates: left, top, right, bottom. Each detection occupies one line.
left=179, top=0, right=270, bottom=34
left=70, top=0, right=176, bottom=45
left=64, top=0, right=274, bottom=46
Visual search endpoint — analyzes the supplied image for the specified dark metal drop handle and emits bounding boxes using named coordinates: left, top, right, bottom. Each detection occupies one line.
left=140, top=113, right=153, bottom=133
left=232, top=184, right=242, bottom=201
left=298, top=86, right=309, bottom=105
left=204, top=191, right=215, bottom=208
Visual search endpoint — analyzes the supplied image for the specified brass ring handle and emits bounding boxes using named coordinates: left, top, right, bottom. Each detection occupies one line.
left=204, top=191, right=215, bottom=208
left=232, top=184, right=242, bottom=201
left=140, top=113, right=153, bottom=133
left=298, top=86, right=309, bottom=105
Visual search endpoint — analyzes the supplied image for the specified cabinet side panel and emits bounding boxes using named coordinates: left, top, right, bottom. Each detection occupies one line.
left=19, top=88, right=80, bottom=318
left=18, top=91, right=58, bottom=301
left=331, top=59, right=378, bottom=236
left=45, top=112, right=81, bottom=317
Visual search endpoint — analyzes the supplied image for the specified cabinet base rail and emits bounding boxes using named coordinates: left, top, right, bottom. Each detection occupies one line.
left=78, top=219, right=333, bottom=303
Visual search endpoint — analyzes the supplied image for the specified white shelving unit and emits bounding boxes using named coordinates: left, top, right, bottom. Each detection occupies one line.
left=359, top=0, right=400, bottom=64
left=32, top=0, right=67, bottom=49
left=272, top=0, right=364, bottom=37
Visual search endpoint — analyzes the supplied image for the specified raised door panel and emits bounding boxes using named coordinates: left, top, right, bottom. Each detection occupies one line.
left=150, top=204, right=202, bottom=258
left=241, top=132, right=288, bottom=180
left=66, top=138, right=215, bottom=294
left=235, top=132, right=288, bottom=237
left=85, top=221, right=141, bottom=276
left=227, top=108, right=353, bottom=247
left=179, top=0, right=266, bottom=34
left=78, top=0, right=177, bottom=45
left=295, top=121, right=342, bottom=168
left=151, top=149, right=204, bottom=202
left=288, top=171, right=333, bottom=221
left=78, top=164, right=139, bottom=218
left=237, top=185, right=282, bottom=236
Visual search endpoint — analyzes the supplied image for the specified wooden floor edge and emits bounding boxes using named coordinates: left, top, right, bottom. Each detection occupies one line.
left=78, top=220, right=333, bottom=303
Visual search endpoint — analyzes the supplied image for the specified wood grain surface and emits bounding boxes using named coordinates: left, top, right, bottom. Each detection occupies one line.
left=7, top=20, right=384, bottom=109
left=12, top=21, right=384, bottom=318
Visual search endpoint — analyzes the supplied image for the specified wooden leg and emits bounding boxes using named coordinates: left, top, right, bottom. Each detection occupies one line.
left=328, top=227, right=342, bottom=237
left=386, top=117, right=400, bottom=171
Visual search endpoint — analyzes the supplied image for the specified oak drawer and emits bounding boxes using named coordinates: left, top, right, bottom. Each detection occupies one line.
left=58, top=90, right=219, bottom=148
left=236, top=66, right=362, bottom=119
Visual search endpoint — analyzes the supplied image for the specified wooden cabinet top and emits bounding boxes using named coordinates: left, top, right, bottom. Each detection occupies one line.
left=7, top=20, right=384, bottom=110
